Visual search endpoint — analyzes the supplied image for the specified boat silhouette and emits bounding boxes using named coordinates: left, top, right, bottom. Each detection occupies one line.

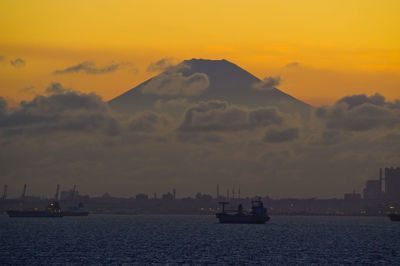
left=388, top=213, right=400, bottom=221
left=216, top=198, right=270, bottom=224
left=7, top=201, right=63, bottom=218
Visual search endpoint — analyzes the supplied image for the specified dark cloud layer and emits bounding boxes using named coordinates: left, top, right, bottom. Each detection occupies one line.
left=129, top=112, right=168, bottom=132
left=1, top=86, right=399, bottom=198
left=0, top=83, right=118, bottom=137
left=54, top=61, right=125, bottom=75
left=179, top=101, right=283, bottom=132
left=338, top=93, right=386, bottom=109
left=263, top=127, right=299, bottom=143
left=10, top=58, right=26, bottom=68
left=316, top=93, right=400, bottom=131
left=0, top=96, right=8, bottom=116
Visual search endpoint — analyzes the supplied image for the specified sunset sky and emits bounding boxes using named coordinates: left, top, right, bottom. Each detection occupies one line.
left=1, top=1, right=400, bottom=198
left=1, top=0, right=399, bottom=106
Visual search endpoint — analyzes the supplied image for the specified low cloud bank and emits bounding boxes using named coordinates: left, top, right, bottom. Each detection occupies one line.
left=1, top=87, right=399, bottom=198
left=179, top=101, right=283, bottom=132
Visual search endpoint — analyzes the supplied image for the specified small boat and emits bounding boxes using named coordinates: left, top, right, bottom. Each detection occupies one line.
left=388, top=213, right=400, bottom=221
left=7, top=202, right=63, bottom=218
left=216, top=198, right=270, bottom=224
left=63, top=202, right=89, bottom=216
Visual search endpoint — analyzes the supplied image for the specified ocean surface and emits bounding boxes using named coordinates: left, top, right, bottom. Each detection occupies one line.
left=0, top=215, right=399, bottom=265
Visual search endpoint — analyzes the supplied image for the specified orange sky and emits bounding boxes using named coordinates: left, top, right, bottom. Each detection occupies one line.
left=1, top=0, right=399, bottom=106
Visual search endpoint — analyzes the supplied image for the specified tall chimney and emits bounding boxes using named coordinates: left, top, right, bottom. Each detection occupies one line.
left=72, top=184, right=76, bottom=201
left=2, top=185, right=7, bottom=200
left=21, top=184, right=27, bottom=199
left=54, top=184, right=60, bottom=200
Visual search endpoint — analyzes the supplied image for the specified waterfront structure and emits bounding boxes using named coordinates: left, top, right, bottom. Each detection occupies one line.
left=2, top=185, right=7, bottom=200
left=385, top=167, right=400, bottom=201
left=363, top=180, right=382, bottom=200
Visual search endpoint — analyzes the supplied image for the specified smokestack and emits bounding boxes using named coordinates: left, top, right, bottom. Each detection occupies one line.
left=54, top=184, right=60, bottom=200
left=2, top=185, right=7, bottom=200
left=238, top=186, right=241, bottom=199
left=21, top=184, right=27, bottom=199
left=379, top=168, right=383, bottom=192
left=173, top=188, right=176, bottom=200
left=232, top=186, right=235, bottom=200
left=216, top=184, right=219, bottom=199
left=227, top=189, right=229, bottom=200
left=72, top=184, right=76, bottom=201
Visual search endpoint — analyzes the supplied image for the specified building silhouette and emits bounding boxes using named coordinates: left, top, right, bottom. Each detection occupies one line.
left=344, top=190, right=361, bottom=201
left=363, top=180, right=382, bottom=200
left=385, top=167, right=400, bottom=201
left=136, top=193, right=148, bottom=200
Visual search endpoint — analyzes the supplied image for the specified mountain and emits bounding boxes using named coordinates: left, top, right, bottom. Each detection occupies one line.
left=108, top=59, right=311, bottom=116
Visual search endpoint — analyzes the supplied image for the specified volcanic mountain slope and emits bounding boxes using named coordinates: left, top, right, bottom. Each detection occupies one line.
left=109, top=59, right=311, bottom=116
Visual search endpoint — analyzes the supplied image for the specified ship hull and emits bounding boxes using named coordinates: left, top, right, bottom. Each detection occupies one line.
left=7, top=210, right=63, bottom=218
left=216, top=213, right=270, bottom=224
left=388, top=214, right=400, bottom=221
left=63, top=211, right=89, bottom=216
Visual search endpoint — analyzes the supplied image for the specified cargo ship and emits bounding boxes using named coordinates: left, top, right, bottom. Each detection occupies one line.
left=216, top=198, right=270, bottom=224
left=63, top=203, right=89, bottom=216
left=7, top=202, right=63, bottom=218
left=388, top=213, right=400, bottom=221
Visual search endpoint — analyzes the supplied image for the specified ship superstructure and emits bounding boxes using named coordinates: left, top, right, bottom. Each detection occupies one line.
left=216, top=198, right=270, bottom=224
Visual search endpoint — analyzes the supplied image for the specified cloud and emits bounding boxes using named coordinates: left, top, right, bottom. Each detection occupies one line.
left=54, top=61, right=127, bottom=75
left=0, top=83, right=119, bottom=137
left=285, top=62, right=301, bottom=68
left=147, top=58, right=175, bottom=72
left=177, top=133, right=223, bottom=144
left=0, top=56, right=5, bottom=61
left=154, top=98, right=189, bottom=109
left=179, top=101, right=283, bottom=132
left=19, top=86, right=36, bottom=94
left=129, top=112, right=168, bottom=132
left=0, top=96, right=8, bottom=116
left=45, top=82, right=72, bottom=94
left=10, top=58, right=26, bottom=68
left=248, top=108, right=284, bottom=127
left=252, top=76, right=280, bottom=91
left=263, top=127, right=299, bottom=143
left=321, top=130, right=342, bottom=145
left=337, top=93, right=385, bottom=109
left=2, top=83, right=400, bottom=199
left=316, top=93, right=400, bottom=131
left=141, top=72, right=210, bottom=96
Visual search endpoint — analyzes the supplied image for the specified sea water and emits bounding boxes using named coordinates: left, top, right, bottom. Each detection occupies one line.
left=0, top=215, right=399, bottom=265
